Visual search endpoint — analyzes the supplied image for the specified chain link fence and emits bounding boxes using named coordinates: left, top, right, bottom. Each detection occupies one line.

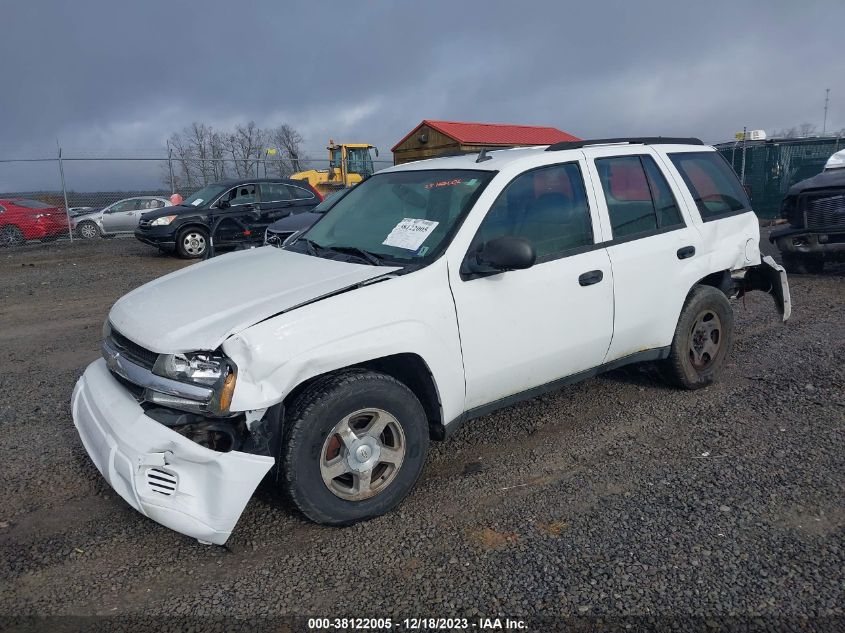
left=715, top=136, right=845, bottom=219
left=0, top=154, right=393, bottom=249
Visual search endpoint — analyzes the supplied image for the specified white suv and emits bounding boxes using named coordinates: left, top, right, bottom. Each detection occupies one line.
left=72, top=138, right=790, bottom=544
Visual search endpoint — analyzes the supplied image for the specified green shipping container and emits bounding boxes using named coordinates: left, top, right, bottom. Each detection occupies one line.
left=715, top=137, right=845, bottom=219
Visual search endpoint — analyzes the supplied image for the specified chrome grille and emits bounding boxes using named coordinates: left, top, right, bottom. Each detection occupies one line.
left=146, top=468, right=178, bottom=496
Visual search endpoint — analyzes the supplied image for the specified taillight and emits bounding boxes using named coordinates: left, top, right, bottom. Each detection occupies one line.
left=314, top=188, right=324, bottom=202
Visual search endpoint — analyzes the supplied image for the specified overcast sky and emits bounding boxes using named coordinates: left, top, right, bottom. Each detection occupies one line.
left=1, top=0, right=843, bottom=189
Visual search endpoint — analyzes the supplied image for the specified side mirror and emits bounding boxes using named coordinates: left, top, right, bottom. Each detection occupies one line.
left=462, top=236, right=536, bottom=278
left=217, top=199, right=231, bottom=210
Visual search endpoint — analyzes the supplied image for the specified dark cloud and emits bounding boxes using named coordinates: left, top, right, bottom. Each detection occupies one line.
left=1, top=0, right=843, bottom=185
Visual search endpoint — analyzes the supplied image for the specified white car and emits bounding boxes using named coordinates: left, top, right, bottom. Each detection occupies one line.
left=72, top=196, right=172, bottom=239
left=72, top=138, right=790, bottom=544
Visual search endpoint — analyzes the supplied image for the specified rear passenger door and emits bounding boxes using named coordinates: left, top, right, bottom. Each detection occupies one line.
left=257, top=182, right=294, bottom=223
left=584, top=147, right=702, bottom=362
left=450, top=161, right=615, bottom=411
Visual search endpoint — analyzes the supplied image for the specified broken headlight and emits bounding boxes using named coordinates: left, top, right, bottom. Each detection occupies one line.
left=152, top=352, right=238, bottom=415
left=153, top=352, right=228, bottom=385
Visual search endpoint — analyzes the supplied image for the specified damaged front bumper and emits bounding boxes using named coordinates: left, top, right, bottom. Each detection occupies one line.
left=71, top=359, right=274, bottom=544
left=770, top=226, right=845, bottom=259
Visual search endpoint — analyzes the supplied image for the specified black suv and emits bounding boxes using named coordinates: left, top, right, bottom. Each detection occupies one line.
left=135, top=178, right=322, bottom=258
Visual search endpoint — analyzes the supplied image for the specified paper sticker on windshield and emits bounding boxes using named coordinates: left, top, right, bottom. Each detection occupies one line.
left=383, top=218, right=439, bottom=250
left=425, top=178, right=463, bottom=190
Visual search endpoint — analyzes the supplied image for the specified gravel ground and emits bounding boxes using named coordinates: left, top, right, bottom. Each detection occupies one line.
left=0, top=232, right=842, bottom=632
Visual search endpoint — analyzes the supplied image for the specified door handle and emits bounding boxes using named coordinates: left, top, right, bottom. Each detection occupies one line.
left=578, top=270, right=603, bottom=286
left=677, top=245, right=696, bottom=259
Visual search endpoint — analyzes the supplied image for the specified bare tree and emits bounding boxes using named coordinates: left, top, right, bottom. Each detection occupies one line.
left=163, top=120, right=306, bottom=188
left=266, top=124, right=306, bottom=176
left=772, top=123, right=821, bottom=139
left=797, top=122, right=818, bottom=137
left=224, top=122, right=266, bottom=178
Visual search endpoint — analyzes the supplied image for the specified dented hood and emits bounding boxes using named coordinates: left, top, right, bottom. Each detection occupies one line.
left=108, top=248, right=399, bottom=353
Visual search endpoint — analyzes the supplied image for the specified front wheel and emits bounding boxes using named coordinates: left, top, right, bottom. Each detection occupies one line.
left=282, top=370, right=429, bottom=525
left=176, top=226, right=209, bottom=258
left=0, top=225, right=25, bottom=247
left=661, top=285, right=734, bottom=390
left=76, top=220, right=101, bottom=240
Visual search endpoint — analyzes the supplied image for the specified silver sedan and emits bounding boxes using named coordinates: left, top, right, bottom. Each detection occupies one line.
left=73, top=196, right=172, bottom=239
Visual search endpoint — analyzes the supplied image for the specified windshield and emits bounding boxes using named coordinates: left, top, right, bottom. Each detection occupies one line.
left=313, top=188, right=352, bottom=213
left=183, top=184, right=227, bottom=208
left=347, top=148, right=374, bottom=177
left=295, top=169, right=494, bottom=264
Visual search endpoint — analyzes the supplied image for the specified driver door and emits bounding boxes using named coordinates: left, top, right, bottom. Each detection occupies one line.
left=448, top=160, right=614, bottom=411
left=101, top=199, right=139, bottom=233
left=212, top=183, right=257, bottom=243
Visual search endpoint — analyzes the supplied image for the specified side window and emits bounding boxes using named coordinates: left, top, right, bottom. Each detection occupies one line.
left=474, top=162, right=593, bottom=261
left=286, top=185, right=315, bottom=200
left=669, top=151, right=751, bottom=220
left=108, top=200, right=134, bottom=213
left=224, top=184, right=256, bottom=206
left=641, top=156, right=683, bottom=227
left=259, top=183, right=292, bottom=202
left=595, top=156, right=658, bottom=238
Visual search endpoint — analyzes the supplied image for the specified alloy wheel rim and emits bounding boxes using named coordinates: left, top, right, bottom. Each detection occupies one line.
left=320, top=408, right=406, bottom=501
left=688, top=310, right=722, bottom=369
left=80, top=223, right=97, bottom=238
left=183, top=232, right=206, bottom=255
left=2, top=227, right=21, bottom=246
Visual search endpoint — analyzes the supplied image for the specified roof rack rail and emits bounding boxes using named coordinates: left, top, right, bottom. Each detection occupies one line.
left=546, top=137, right=704, bottom=151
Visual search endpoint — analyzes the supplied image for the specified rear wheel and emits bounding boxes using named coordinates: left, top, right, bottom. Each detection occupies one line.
left=176, top=227, right=208, bottom=258
left=662, top=285, right=734, bottom=390
left=76, top=220, right=101, bottom=240
left=282, top=370, right=429, bottom=525
left=781, top=253, right=823, bottom=275
left=0, top=225, right=25, bottom=247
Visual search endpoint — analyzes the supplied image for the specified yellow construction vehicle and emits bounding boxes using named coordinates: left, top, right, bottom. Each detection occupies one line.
left=291, top=140, right=379, bottom=198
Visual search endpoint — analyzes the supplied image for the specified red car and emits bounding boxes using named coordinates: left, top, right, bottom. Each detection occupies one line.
left=0, top=198, right=70, bottom=246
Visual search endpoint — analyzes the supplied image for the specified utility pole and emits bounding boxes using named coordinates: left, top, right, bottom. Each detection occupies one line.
left=823, top=88, right=830, bottom=136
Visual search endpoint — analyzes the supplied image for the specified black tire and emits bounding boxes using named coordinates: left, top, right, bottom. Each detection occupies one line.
left=176, top=226, right=209, bottom=259
left=0, top=225, right=25, bottom=247
left=76, top=220, right=101, bottom=240
left=661, top=285, right=734, bottom=390
left=781, top=253, right=823, bottom=275
left=282, top=369, right=429, bottom=525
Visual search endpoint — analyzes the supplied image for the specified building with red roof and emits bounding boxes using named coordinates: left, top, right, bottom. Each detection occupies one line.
left=392, top=120, right=580, bottom=164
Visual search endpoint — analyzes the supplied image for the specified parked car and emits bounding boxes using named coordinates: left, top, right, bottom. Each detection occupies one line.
left=770, top=149, right=845, bottom=273
left=0, top=198, right=69, bottom=246
left=135, top=178, right=322, bottom=258
left=72, top=138, right=790, bottom=544
left=68, top=206, right=95, bottom=218
left=72, top=196, right=172, bottom=239
left=264, top=187, right=350, bottom=247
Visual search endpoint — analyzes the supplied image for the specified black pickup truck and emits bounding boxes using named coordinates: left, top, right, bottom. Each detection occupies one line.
left=770, top=153, right=845, bottom=273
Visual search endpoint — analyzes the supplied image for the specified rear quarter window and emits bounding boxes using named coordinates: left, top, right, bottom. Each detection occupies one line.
left=287, top=185, right=315, bottom=200
left=669, top=152, right=751, bottom=221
